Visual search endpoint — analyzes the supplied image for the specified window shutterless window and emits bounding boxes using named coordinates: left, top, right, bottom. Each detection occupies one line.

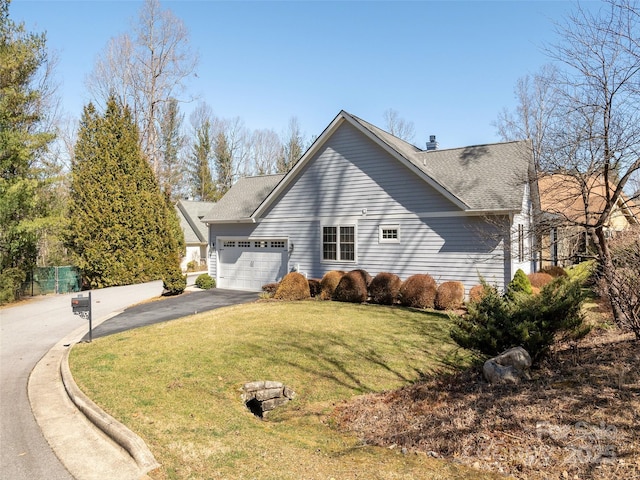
left=322, top=225, right=355, bottom=261
left=379, top=224, right=400, bottom=243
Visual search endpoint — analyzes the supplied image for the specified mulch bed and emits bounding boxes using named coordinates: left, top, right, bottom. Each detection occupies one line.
left=334, top=329, right=640, bottom=479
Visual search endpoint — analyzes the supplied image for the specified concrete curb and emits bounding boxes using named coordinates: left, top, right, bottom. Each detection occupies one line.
left=60, top=347, right=160, bottom=474
left=29, top=306, right=160, bottom=480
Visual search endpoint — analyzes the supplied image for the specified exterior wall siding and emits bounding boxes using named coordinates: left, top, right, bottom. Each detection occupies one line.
left=262, top=122, right=456, bottom=220
left=208, top=121, right=521, bottom=294
left=209, top=216, right=511, bottom=294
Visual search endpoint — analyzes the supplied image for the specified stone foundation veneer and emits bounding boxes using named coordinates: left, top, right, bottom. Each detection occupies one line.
left=242, top=381, right=296, bottom=418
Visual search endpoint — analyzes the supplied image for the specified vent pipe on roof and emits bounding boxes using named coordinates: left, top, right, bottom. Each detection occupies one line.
left=426, top=135, right=438, bottom=151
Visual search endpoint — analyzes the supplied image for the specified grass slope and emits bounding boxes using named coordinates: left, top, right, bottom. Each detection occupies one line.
left=70, top=301, right=497, bottom=480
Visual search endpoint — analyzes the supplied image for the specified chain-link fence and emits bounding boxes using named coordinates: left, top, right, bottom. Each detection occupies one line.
left=20, top=266, right=82, bottom=296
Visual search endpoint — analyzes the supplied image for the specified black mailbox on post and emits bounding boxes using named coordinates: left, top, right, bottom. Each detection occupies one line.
left=71, top=295, right=90, bottom=313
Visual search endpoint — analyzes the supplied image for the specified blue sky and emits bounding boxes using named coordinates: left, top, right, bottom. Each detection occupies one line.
left=12, top=0, right=591, bottom=149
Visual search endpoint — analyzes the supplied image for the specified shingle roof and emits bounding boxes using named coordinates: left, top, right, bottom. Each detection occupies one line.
left=176, top=200, right=216, bottom=243
left=349, top=112, right=531, bottom=211
left=204, top=111, right=533, bottom=222
left=201, top=174, right=284, bottom=223
left=414, top=141, right=531, bottom=211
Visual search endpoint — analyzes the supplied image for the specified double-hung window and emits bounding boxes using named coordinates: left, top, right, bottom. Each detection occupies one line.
left=322, top=225, right=355, bottom=261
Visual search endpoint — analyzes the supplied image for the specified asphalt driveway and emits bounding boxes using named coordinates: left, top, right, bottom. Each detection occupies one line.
left=82, top=288, right=258, bottom=340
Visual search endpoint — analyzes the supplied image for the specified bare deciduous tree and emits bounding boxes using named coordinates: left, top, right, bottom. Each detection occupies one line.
left=86, top=0, right=198, bottom=176
left=383, top=108, right=415, bottom=143
left=277, top=117, right=305, bottom=173
left=497, top=0, right=640, bottom=327
left=495, top=64, right=560, bottom=170
left=250, top=128, right=282, bottom=175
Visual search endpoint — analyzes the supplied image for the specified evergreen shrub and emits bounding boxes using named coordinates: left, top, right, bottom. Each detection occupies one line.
left=0, top=268, right=26, bottom=305
left=195, top=273, right=215, bottom=290
left=506, top=268, right=532, bottom=300
left=333, top=270, right=369, bottom=303
left=319, top=271, right=345, bottom=300
left=186, top=261, right=198, bottom=272
left=450, top=276, right=587, bottom=361
left=398, top=274, right=437, bottom=309
left=163, top=265, right=186, bottom=296
left=274, top=272, right=310, bottom=301
left=435, top=281, right=465, bottom=310
left=369, top=272, right=402, bottom=305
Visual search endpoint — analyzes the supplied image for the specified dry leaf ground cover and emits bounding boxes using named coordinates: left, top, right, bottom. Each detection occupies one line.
left=335, top=327, right=640, bottom=480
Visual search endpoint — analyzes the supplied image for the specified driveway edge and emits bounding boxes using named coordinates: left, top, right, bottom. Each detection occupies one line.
left=60, top=346, right=160, bottom=474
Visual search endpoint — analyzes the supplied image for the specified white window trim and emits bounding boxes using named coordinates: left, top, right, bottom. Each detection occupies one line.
left=378, top=224, right=400, bottom=244
left=321, top=224, right=357, bottom=263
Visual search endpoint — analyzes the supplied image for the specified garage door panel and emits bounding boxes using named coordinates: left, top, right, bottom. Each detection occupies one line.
left=218, top=239, right=288, bottom=291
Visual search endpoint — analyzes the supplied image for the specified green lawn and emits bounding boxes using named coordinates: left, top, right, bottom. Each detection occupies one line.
left=70, top=300, right=497, bottom=480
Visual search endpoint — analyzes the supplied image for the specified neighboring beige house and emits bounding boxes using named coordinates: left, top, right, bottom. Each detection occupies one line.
left=176, top=199, right=215, bottom=272
left=538, top=174, right=639, bottom=267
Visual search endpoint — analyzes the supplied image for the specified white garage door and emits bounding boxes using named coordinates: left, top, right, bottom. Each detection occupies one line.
left=218, top=239, right=288, bottom=291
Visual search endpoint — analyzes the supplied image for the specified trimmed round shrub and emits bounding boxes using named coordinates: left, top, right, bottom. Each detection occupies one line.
left=527, top=272, right=554, bottom=289
left=262, top=283, right=279, bottom=296
left=369, top=272, right=402, bottom=305
left=506, top=268, right=532, bottom=300
left=468, top=284, right=486, bottom=304
left=539, top=265, right=568, bottom=278
left=274, top=272, right=310, bottom=301
left=162, top=266, right=187, bottom=296
left=435, top=281, right=465, bottom=310
left=399, top=274, right=437, bottom=309
left=333, top=270, right=369, bottom=303
left=319, top=270, right=345, bottom=300
left=308, top=278, right=321, bottom=298
left=351, top=269, right=372, bottom=287
left=195, top=273, right=216, bottom=290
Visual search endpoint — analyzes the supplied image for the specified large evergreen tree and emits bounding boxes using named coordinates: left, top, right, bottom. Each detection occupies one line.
left=214, top=130, right=234, bottom=198
left=68, top=97, right=184, bottom=291
left=158, top=97, right=185, bottom=200
left=0, top=0, right=56, bottom=302
left=188, top=117, right=217, bottom=201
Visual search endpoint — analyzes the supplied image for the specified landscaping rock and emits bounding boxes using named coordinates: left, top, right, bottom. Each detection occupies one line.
left=483, top=347, right=532, bottom=384
left=242, top=380, right=296, bottom=418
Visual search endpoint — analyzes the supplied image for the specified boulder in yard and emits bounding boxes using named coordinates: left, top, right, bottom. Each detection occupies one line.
left=483, top=346, right=532, bottom=385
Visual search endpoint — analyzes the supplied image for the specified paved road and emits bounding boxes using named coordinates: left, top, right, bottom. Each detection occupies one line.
left=1, top=282, right=163, bottom=480
left=1, top=283, right=258, bottom=480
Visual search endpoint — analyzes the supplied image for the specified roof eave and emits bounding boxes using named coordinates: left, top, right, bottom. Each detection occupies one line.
left=203, top=218, right=256, bottom=225
left=253, top=111, right=470, bottom=217
left=464, top=208, right=522, bottom=215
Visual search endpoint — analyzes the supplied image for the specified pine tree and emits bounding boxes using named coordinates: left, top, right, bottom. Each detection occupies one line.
left=68, top=97, right=184, bottom=291
left=158, top=97, right=185, bottom=200
left=188, top=118, right=217, bottom=201
left=0, top=0, right=56, bottom=302
left=214, top=130, right=234, bottom=197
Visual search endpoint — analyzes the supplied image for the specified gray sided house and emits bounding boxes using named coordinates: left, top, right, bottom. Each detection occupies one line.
left=176, top=199, right=216, bottom=272
left=202, top=111, right=535, bottom=294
